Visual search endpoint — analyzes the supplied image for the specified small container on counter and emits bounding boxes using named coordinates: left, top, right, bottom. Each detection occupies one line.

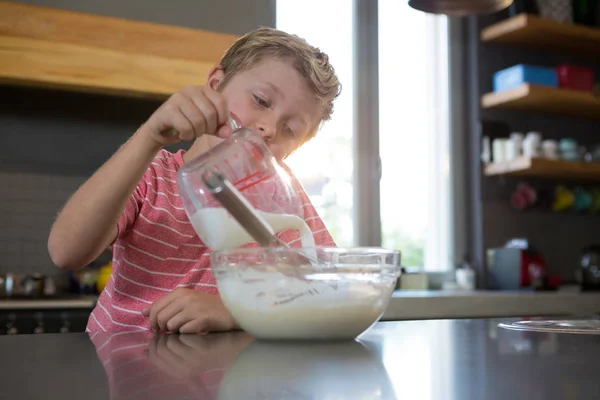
left=0, top=273, right=54, bottom=298
left=69, top=265, right=100, bottom=295
left=580, top=244, right=600, bottom=290
left=455, top=258, right=476, bottom=291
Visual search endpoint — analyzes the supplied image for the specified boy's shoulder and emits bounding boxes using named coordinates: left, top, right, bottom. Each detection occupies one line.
left=152, top=149, right=186, bottom=171
left=140, top=149, right=186, bottom=198
left=144, top=149, right=186, bottom=181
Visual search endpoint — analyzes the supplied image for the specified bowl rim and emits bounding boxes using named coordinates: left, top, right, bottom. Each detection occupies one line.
left=211, top=246, right=401, bottom=257
left=210, top=246, right=402, bottom=275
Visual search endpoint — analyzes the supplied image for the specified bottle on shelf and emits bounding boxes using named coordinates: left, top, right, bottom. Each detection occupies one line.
left=455, top=255, right=476, bottom=290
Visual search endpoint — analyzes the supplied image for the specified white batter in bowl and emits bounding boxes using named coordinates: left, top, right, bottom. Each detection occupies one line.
left=211, top=247, right=401, bottom=340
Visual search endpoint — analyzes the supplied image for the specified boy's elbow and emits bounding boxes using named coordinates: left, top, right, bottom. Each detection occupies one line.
left=47, top=233, right=82, bottom=270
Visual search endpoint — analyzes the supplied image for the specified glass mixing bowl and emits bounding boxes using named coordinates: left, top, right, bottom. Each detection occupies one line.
left=211, top=247, right=401, bottom=340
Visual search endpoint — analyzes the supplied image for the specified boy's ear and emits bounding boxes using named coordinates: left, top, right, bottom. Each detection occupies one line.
left=207, top=66, right=225, bottom=91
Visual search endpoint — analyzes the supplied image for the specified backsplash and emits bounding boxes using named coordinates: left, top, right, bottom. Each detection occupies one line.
left=0, top=86, right=162, bottom=288
left=0, top=170, right=84, bottom=283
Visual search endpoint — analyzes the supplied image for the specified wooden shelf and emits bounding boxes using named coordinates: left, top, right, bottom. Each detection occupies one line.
left=481, top=84, right=600, bottom=120
left=485, top=157, right=600, bottom=181
left=481, top=13, right=600, bottom=58
left=0, top=1, right=239, bottom=99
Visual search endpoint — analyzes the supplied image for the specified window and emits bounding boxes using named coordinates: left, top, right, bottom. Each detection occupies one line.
left=378, top=1, right=451, bottom=271
left=276, top=0, right=355, bottom=247
left=277, top=1, right=454, bottom=271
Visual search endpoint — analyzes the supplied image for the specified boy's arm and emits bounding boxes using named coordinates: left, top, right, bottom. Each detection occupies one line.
left=48, top=129, right=162, bottom=270
left=48, top=86, right=231, bottom=270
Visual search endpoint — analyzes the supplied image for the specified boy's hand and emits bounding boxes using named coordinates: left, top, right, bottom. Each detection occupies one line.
left=141, top=86, right=233, bottom=147
left=142, top=288, right=239, bottom=333
left=147, top=332, right=253, bottom=379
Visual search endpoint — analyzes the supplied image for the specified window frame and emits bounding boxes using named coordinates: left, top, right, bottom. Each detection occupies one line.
left=353, top=0, right=468, bottom=282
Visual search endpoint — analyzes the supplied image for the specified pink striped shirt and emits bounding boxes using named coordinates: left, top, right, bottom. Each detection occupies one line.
left=86, top=149, right=335, bottom=332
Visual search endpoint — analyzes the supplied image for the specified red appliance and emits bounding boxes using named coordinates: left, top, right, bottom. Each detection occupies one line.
left=556, top=64, right=595, bottom=93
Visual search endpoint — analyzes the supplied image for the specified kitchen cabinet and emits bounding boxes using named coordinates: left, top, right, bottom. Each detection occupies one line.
left=0, top=1, right=239, bottom=98
left=0, top=297, right=96, bottom=335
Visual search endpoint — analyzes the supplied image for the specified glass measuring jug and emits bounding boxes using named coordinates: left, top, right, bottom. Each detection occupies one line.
left=177, top=128, right=309, bottom=251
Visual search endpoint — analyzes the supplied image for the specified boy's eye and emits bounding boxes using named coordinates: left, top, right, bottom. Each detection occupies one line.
left=283, top=125, right=295, bottom=137
left=253, top=94, right=270, bottom=108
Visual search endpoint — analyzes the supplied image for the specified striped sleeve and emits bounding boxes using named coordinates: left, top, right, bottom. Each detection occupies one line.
left=280, top=164, right=336, bottom=247
left=115, top=165, right=151, bottom=238
left=295, top=183, right=337, bottom=246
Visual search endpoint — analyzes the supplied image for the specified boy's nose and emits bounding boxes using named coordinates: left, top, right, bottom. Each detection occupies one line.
left=256, top=125, right=275, bottom=142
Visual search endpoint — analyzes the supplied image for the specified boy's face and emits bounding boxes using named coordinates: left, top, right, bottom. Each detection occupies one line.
left=208, top=58, right=321, bottom=160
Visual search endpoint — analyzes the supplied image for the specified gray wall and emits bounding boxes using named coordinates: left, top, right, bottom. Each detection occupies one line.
left=470, top=12, right=600, bottom=285
left=0, top=1, right=275, bottom=288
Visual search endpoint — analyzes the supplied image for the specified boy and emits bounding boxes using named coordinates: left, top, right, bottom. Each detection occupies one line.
left=48, top=27, right=341, bottom=334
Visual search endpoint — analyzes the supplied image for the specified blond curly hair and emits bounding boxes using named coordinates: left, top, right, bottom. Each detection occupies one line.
left=218, top=27, right=341, bottom=135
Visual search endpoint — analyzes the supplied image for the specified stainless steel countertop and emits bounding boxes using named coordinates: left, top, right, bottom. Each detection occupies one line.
left=0, top=318, right=598, bottom=399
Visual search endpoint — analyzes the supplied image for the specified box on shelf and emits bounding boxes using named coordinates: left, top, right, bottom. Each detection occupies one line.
left=556, top=64, right=595, bottom=92
left=493, top=64, right=558, bottom=92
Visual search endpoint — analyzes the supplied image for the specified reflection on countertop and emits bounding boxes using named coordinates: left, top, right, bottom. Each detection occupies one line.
left=1, top=319, right=599, bottom=400
left=90, top=331, right=395, bottom=399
